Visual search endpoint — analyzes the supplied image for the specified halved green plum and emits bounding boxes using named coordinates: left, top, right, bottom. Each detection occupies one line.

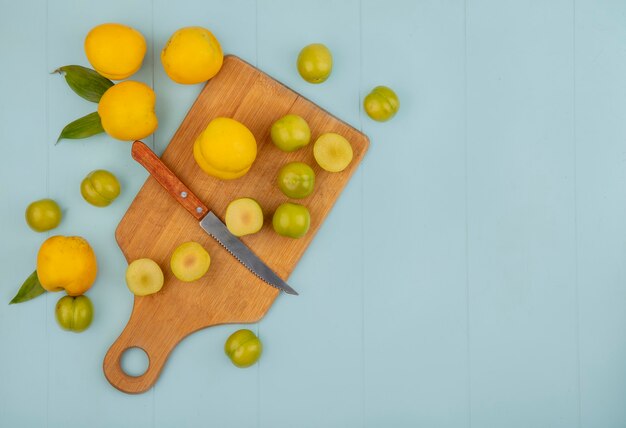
left=225, top=197, right=264, bottom=237
left=313, top=133, right=353, bottom=173
left=125, top=258, right=164, bottom=296
left=170, top=241, right=211, bottom=282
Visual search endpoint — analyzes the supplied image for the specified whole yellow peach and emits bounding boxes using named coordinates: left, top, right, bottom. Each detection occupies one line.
left=37, top=236, right=98, bottom=296
left=98, top=81, right=158, bottom=141
left=85, top=23, right=146, bottom=80
left=161, top=27, right=223, bottom=84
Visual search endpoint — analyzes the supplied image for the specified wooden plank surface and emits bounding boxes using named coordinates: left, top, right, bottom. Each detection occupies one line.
left=103, top=55, right=369, bottom=394
left=44, top=0, right=157, bottom=424
left=576, top=2, right=626, bottom=426
left=255, top=1, right=365, bottom=426
left=0, top=1, right=49, bottom=427
left=466, top=1, right=579, bottom=427
left=361, top=1, right=469, bottom=426
left=3, top=0, right=626, bottom=426
left=149, top=2, right=260, bottom=425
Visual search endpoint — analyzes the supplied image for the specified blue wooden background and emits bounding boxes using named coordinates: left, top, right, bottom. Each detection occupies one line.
left=1, top=0, right=626, bottom=426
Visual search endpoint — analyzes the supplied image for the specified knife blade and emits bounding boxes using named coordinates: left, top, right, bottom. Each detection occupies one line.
left=131, top=140, right=298, bottom=296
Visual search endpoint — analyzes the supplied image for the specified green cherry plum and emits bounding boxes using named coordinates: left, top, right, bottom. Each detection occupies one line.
left=271, top=114, right=311, bottom=152
left=81, top=169, right=121, bottom=207
left=25, top=199, right=62, bottom=232
left=277, top=162, right=315, bottom=199
left=272, top=202, right=310, bottom=238
left=224, top=329, right=263, bottom=368
left=55, top=295, right=94, bottom=333
left=363, top=86, right=400, bottom=122
left=297, top=43, right=332, bottom=84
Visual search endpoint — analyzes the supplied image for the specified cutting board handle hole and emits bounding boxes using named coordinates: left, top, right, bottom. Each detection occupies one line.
left=120, top=347, right=150, bottom=377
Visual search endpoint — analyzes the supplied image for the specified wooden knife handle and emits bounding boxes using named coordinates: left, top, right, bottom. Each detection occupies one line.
left=131, top=140, right=208, bottom=220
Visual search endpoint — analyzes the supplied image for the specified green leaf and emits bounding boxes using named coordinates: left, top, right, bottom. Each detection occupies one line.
left=54, top=65, right=114, bottom=103
left=56, top=112, right=104, bottom=144
left=10, top=270, right=46, bottom=304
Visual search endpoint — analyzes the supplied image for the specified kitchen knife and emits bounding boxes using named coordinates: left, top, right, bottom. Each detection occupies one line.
left=131, top=140, right=298, bottom=296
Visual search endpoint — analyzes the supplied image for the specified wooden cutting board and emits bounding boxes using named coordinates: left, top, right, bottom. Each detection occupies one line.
left=103, top=55, right=369, bottom=394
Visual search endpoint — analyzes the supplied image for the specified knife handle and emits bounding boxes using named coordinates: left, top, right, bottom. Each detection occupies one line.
left=131, top=140, right=208, bottom=220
